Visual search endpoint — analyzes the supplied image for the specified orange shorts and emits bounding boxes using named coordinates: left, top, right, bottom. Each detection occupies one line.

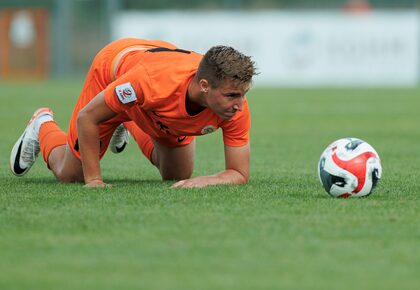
left=66, top=38, right=180, bottom=160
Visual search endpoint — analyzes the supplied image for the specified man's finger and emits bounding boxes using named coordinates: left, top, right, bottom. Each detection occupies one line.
left=171, top=180, right=186, bottom=188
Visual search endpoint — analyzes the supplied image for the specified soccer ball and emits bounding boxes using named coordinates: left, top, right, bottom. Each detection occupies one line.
left=318, top=138, right=382, bottom=198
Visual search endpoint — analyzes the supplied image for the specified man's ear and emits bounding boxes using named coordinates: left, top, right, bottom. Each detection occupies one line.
left=199, top=79, right=210, bottom=93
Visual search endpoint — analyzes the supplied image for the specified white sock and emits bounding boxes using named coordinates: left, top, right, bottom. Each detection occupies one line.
left=34, top=115, right=54, bottom=135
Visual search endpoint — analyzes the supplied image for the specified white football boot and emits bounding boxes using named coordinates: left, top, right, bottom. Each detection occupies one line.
left=109, top=124, right=130, bottom=153
left=10, top=108, right=54, bottom=176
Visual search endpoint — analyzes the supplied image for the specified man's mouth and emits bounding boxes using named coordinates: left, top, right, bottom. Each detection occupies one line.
left=223, top=111, right=236, bottom=119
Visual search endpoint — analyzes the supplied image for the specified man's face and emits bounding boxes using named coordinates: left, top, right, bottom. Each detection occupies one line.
left=205, top=80, right=250, bottom=120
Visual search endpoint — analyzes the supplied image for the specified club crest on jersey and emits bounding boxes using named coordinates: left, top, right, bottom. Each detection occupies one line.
left=201, top=125, right=217, bottom=135
left=115, top=82, right=137, bottom=104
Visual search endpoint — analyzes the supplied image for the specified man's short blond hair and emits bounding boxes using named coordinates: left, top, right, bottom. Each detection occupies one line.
left=197, top=46, right=257, bottom=88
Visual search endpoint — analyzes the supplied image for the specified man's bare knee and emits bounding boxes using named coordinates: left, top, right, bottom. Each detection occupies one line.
left=153, top=140, right=195, bottom=181
left=53, top=169, right=83, bottom=183
left=160, top=169, right=193, bottom=181
left=53, top=171, right=68, bottom=183
left=47, top=144, right=83, bottom=183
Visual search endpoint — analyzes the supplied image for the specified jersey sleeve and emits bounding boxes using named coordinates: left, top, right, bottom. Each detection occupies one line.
left=221, top=99, right=251, bottom=147
left=103, top=67, right=147, bottom=113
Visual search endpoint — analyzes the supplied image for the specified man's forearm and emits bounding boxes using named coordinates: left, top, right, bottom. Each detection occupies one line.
left=77, top=113, right=102, bottom=184
left=171, top=169, right=248, bottom=188
left=213, top=168, right=249, bottom=185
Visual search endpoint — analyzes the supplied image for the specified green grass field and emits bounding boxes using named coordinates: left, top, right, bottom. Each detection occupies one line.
left=1, top=81, right=419, bottom=290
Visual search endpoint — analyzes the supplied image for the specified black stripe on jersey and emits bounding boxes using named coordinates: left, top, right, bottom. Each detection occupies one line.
left=146, top=47, right=191, bottom=54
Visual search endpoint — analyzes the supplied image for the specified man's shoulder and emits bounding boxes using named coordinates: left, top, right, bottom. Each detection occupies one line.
left=141, top=49, right=202, bottom=71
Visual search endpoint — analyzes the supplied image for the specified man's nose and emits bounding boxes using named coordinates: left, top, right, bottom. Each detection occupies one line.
left=233, top=97, right=244, bottom=111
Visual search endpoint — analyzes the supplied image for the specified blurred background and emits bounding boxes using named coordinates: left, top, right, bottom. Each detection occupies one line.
left=0, top=0, right=419, bottom=86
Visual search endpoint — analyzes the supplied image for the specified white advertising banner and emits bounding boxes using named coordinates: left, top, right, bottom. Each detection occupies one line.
left=112, top=11, right=419, bottom=86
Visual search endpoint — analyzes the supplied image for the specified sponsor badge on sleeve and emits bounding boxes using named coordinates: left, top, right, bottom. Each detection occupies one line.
left=115, top=82, right=137, bottom=104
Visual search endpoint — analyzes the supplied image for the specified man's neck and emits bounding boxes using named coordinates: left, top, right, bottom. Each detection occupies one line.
left=186, top=77, right=206, bottom=116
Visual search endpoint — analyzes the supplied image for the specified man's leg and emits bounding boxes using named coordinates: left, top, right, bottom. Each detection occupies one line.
left=152, top=140, right=195, bottom=181
left=123, top=121, right=154, bottom=162
left=10, top=108, right=84, bottom=183
left=45, top=144, right=84, bottom=183
left=124, top=121, right=194, bottom=180
left=39, top=120, right=84, bottom=183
